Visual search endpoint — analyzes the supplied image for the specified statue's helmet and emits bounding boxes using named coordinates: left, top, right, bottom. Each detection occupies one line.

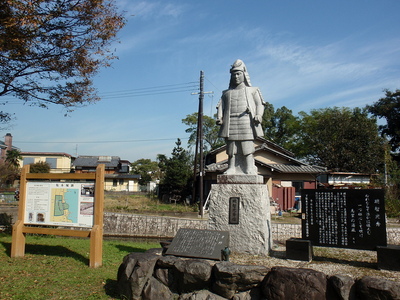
left=229, top=59, right=252, bottom=88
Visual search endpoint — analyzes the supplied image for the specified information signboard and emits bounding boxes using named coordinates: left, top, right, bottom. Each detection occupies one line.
left=24, top=182, right=95, bottom=227
left=301, top=189, right=386, bottom=250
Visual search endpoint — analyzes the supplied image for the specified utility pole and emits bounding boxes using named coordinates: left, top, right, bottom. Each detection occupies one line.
left=199, top=71, right=205, bottom=218
left=192, top=71, right=213, bottom=218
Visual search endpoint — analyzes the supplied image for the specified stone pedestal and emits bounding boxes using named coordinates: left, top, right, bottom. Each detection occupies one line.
left=377, top=245, right=400, bottom=271
left=208, top=174, right=272, bottom=256
left=286, top=238, right=313, bottom=261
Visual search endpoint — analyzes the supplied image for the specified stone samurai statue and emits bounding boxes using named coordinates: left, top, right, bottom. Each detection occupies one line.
left=216, top=59, right=265, bottom=175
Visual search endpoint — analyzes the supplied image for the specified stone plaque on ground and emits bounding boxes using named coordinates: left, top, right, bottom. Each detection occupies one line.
left=301, top=189, right=386, bottom=250
left=165, top=228, right=229, bottom=260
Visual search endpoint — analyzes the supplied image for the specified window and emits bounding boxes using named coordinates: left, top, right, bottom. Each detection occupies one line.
left=99, top=156, right=112, bottom=162
left=46, top=158, right=57, bottom=168
left=113, top=179, right=118, bottom=187
left=23, top=157, right=35, bottom=166
left=292, top=181, right=304, bottom=196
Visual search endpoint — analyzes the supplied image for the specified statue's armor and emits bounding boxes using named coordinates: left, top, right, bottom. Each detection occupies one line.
left=227, top=88, right=253, bottom=140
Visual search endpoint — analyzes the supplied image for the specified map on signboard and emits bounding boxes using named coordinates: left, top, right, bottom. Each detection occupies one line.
left=25, top=182, right=95, bottom=227
left=50, top=188, right=79, bottom=223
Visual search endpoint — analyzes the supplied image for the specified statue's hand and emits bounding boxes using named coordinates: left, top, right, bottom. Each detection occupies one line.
left=254, top=115, right=261, bottom=125
left=216, top=119, right=223, bottom=125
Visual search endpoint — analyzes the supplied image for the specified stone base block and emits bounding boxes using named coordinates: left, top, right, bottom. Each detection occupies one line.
left=208, top=182, right=271, bottom=256
left=286, top=238, right=313, bottom=261
left=377, top=245, right=400, bottom=271
left=217, top=174, right=264, bottom=184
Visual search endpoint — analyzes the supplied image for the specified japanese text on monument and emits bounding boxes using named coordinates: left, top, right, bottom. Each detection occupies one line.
left=166, top=228, right=229, bottom=260
left=301, top=189, right=386, bottom=250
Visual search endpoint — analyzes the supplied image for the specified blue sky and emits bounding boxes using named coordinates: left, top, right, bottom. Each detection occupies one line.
left=5, top=0, right=400, bottom=162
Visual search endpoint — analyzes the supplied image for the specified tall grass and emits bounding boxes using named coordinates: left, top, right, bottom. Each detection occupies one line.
left=104, top=192, right=198, bottom=214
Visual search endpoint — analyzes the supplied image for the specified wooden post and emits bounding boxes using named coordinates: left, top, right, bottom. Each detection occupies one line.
left=11, top=220, right=25, bottom=257
left=90, top=164, right=104, bottom=268
left=90, top=225, right=103, bottom=268
left=11, top=165, right=29, bottom=257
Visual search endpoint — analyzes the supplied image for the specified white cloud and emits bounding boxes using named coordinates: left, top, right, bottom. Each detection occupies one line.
left=242, top=31, right=400, bottom=112
left=118, top=1, right=185, bottom=19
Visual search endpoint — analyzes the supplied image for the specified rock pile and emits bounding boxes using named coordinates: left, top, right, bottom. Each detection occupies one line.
left=117, top=248, right=400, bottom=300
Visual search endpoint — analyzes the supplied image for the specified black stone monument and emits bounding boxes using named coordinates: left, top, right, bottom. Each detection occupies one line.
left=301, top=189, right=386, bottom=250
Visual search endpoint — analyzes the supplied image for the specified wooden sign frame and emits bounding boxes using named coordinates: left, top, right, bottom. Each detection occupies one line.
left=11, top=164, right=105, bottom=268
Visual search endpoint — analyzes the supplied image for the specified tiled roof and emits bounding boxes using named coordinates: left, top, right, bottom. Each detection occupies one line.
left=73, top=156, right=120, bottom=168
left=267, top=164, right=326, bottom=174
left=208, top=137, right=294, bottom=157
left=206, top=160, right=326, bottom=174
left=105, top=174, right=141, bottom=179
left=0, top=141, right=20, bottom=151
left=21, top=152, right=72, bottom=157
left=205, top=162, right=228, bottom=172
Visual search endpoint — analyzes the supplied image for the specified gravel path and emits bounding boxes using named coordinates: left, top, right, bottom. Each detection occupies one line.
left=230, top=241, right=400, bottom=283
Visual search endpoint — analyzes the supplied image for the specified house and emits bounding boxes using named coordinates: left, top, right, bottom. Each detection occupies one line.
left=205, top=137, right=327, bottom=210
left=72, top=156, right=140, bottom=192
left=20, top=152, right=73, bottom=173
left=317, top=172, right=376, bottom=188
left=0, top=133, right=20, bottom=163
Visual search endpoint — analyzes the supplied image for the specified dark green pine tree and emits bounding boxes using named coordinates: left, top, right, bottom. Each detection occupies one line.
left=162, top=139, right=193, bottom=198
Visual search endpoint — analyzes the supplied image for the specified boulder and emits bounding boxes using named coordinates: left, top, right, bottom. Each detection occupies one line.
left=154, top=255, right=180, bottom=291
left=145, top=247, right=163, bottom=255
left=328, top=274, right=355, bottom=300
left=232, top=288, right=264, bottom=300
left=356, top=276, right=400, bottom=300
left=160, top=240, right=172, bottom=254
left=141, top=276, right=173, bottom=300
left=213, top=261, right=270, bottom=299
left=178, top=289, right=227, bottom=300
left=174, top=259, right=213, bottom=293
left=155, top=267, right=180, bottom=293
left=117, top=252, right=160, bottom=300
left=261, top=266, right=328, bottom=300
left=156, top=255, right=180, bottom=268
left=116, top=252, right=400, bottom=300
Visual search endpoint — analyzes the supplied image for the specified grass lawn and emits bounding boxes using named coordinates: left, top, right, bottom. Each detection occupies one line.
left=0, top=233, right=159, bottom=299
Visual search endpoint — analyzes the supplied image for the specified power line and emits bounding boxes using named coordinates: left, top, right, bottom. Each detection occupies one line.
left=14, top=137, right=190, bottom=144
left=100, top=82, right=198, bottom=95
left=101, top=88, right=197, bottom=99
left=99, top=82, right=198, bottom=99
left=0, top=81, right=199, bottom=103
left=204, top=76, right=222, bottom=94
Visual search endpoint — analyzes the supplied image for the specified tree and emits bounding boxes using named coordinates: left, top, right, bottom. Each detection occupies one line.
left=29, top=161, right=50, bottom=173
left=160, top=139, right=193, bottom=199
left=380, top=146, right=400, bottom=217
left=0, top=0, right=125, bottom=121
left=262, top=103, right=299, bottom=151
left=131, top=158, right=160, bottom=186
left=156, top=154, right=167, bottom=181
left=368, top=89, right=400, bottom=155
left=182, top=113, right=224, bottom=152
left=0, top=161, right=19, bottom=187
left=5, top=149, right=22, bottom=169
left=0, top=149, right=21, bottom=187
left=296, top=107, right=385, bottom=173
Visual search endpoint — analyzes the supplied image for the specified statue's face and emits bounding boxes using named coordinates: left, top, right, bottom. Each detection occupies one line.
left=231, top=70, right=244, bottom=86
